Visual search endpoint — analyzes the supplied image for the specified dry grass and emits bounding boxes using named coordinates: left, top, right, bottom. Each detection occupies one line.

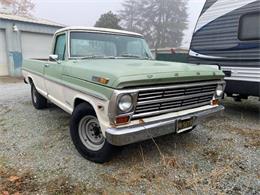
left=226, top=125, right=260, bottom=138
left=0, top=164, right=108, bottom=195
left=0, top=165, right=39, bottom=194
left=101, top=140, right=186, bottom=194
left=206, top=119, right=260, bottom=149
left=45, top=176, right=105, bottom=195
left=102, top=137, right=243, bottom=194
left=202, top=149, right=220, bottom=163
left=150, top=138, right=180, bottom=168
left=177, top=158, right=236, bottom=195
left=244, top=138, right=260, bottom=148
left=226, top=125, right=260, bottom=148
left=101, top=140, right=179, bottom=190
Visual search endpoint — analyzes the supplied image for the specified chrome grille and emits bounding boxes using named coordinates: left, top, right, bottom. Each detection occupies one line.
left=133, top=82, right=218, bottom=119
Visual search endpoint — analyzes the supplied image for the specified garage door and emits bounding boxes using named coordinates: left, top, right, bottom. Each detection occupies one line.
left=21, top=32, right=53, bottom=59
left=0, top=29, right=8, bottom=76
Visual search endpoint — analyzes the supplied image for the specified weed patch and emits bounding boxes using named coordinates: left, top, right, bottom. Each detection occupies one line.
left=0, top=166, right=39, bottom=194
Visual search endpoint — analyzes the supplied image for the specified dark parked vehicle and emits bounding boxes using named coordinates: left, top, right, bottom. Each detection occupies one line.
left=152, top=48, right=189, bottom=63
left=189, top=0, right=260, bottom=100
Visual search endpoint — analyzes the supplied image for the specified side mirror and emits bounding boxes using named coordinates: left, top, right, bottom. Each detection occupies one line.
left=49, top=54, right=59, bottom=62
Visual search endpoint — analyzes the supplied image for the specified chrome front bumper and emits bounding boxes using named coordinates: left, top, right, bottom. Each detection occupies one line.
left=105, top=105, right=224, bottom=146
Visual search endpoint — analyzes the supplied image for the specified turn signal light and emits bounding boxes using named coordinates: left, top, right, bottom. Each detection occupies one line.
left=211, top=99, right=219, bottom=106
left=92, top=76, right=109, bottom=84
left=115, top=116, right=130, bottom=125
left=99, top=78, right=109, bottom=84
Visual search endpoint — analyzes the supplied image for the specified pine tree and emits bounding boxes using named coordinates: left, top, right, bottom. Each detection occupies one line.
left=95, top=11, right=123, bottom=30
left=119, top=0, right=140, bottom=31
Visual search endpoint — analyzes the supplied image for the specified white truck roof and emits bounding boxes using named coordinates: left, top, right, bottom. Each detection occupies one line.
left=56, top=26, right=143, bottom=37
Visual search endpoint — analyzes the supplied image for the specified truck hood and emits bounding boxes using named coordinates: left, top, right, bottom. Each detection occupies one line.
left=63, top=59, right=224, bottom=89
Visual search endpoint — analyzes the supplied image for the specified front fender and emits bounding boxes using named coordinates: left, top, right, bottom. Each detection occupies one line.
left=71, top=94, right=111, bottom=136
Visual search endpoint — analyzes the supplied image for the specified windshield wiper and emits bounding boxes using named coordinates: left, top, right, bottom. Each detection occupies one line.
left=71, top=54, right=150, bottom=60
left=79, top=55, right=117, bottom=59
left=120, top=54, right=149, bottom=60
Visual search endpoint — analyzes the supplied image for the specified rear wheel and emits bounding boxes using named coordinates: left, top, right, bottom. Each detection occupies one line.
left=70, top=103, right=116, bottom=163
left=31, top=83, right=47, bottom=109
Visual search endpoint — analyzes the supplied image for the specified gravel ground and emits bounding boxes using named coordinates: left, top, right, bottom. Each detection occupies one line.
left=0, top=78, right=259, bottom=195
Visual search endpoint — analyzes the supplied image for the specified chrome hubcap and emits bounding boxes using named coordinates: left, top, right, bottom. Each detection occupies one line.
left=78, top=116, right=105, bottom=151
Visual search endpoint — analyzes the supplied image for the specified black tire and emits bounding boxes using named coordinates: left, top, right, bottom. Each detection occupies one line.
left=70, top=103, right=116, bottom=163
left=31, top=83, right=47, bottom=109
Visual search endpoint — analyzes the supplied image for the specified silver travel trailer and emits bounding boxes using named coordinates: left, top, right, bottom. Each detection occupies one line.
left=189, top=0, right=260, bottom=100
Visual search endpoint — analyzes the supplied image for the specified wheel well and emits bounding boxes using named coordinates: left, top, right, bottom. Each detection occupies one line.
left=28, top=77, right=33, bottom=85
left=74, top=98, right=94, bottom=110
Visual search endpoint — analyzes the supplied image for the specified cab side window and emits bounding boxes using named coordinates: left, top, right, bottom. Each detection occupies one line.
left=54, top=34, right=66, bottom=60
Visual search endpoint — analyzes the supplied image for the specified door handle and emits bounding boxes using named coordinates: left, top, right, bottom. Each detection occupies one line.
left=44, top=64, right=49, bottom=68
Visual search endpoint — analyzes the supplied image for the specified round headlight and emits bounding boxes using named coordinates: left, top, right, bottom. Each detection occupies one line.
left=216, top=85, right=224, bottom=97
left=118, top=94, right=133, bottom=112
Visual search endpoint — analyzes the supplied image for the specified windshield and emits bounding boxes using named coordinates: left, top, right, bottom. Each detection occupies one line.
left=70, top=32, right=153, bottom=59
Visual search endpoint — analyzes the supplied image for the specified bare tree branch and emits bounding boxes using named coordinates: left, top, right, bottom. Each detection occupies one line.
left=0, top=0, right=34, bottom=16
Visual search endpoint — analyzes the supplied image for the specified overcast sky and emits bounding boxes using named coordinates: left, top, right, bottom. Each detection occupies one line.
left=33, top=0, right=206, bottom=48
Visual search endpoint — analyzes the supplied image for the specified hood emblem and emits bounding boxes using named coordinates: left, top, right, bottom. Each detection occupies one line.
left=147, top=74, right=154, bottom=79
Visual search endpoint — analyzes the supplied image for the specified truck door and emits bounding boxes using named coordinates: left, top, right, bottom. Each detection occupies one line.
left=44, top=33, right=66, bottom=107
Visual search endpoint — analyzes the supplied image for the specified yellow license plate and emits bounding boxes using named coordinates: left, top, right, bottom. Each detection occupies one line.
left=177, top=118, right=193, bottom=133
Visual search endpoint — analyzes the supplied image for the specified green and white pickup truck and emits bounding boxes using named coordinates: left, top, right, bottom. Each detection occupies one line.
left=22, top=27, right=225, bottom=163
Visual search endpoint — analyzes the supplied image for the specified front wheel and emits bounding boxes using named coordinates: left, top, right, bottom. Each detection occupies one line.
left=70, top=103, right=116, bottom=163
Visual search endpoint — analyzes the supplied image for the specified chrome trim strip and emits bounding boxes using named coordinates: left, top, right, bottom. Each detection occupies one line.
left=137, top=91, right=214, bottom=106
left=108, top=89, right=139, bottom=124
left=221, top=66, right=260, bottom=82
left=106, top=105, right=224, bottom=146
left=22, top=68, right=107, bottom=101
left=22, top=68, right=43, bottom=78
left=68, top=30, right=71, bottom=58
left=189, top=50, right=226, bottom=59
left=136, top=80, right=224, bottom=92
left=56, top=27, right=143, bottom=38
left=133, top=101, right=211, bottom=119
left=225, top=77, right=260, bottom=82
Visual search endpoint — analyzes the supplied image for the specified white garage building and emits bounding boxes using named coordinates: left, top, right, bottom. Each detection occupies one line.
left=0, top=13, right=64, bottom=76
